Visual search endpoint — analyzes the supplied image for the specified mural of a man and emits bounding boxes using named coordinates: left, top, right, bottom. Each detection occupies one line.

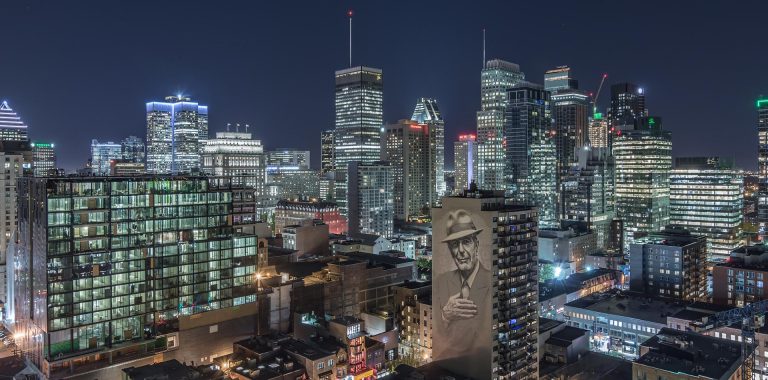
left=433, top=209, right=491, bottom=361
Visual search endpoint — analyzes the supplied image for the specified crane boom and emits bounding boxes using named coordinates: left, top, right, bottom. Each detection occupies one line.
left=592, top=73, right=608, bottom=114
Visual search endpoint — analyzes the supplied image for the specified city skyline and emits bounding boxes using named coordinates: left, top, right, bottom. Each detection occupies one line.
left=1, top=1, right=766, bottom=171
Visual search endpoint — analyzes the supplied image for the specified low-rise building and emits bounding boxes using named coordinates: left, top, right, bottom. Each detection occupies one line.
left=629, top=226, right=708, bottom=301
left=392, top=281, right=432, bottom=365
left=538, top=224, right=597, bottom=272
left=282, top=219, right=330, bottom=257
left=712, top=244, right=768, bottom=306
left=634, top=328, right=744, bottom=380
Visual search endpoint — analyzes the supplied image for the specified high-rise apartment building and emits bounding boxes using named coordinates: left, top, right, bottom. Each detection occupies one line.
left=333, top=67, right=383, bottom=217
left=614, top=116, right=672, bottom=245
left=670, top=157, right=743, bottom=261
left=146, top=95, right=208, bottom=174
left=381, top=120, right=431, bottom=221
left=0, top=101, right=30, bottom=142
left=477, top=59, right=525, bottom=191
left=432, top=190, right=538, bottom=379
left=121, top=135, right=145, bottom=164
left=758, top=97, right=768, bottom=230
left=588, top=113, right=609, bottom=148
left=454, top=134, right=478, bottom=193
left=321, top=129, right=335, bottom=175
left=9, top=176, right=261, bottom=379
left=629, top=226, right=707, bottom=301
left=266, top=149, right=310, bottom=173
left=560, top=146, right=615, bottom=249
left=347, top=161, right=393, bottom=238
left=608, top=83, right=647, bottom=129
left=412, top=98, right=446, bottom=201
left=31, top=140, right=56, bottom=177
left=90, top=140, right=122, bottom=175
left=505, top=82, right=558, bottom=227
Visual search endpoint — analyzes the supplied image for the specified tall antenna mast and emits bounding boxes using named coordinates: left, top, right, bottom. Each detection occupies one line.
left=483, top=29, right=486, bottom=68
left=348, top=10, right=354, bottom=67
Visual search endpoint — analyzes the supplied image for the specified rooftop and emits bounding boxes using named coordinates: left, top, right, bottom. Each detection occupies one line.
left=338, top=251, right=415, bottom=267
left=123, top=359, right=202, bottom=380
left=282, top=339, right=335, bottom=361
left=637, top=328, right=743, bottom=379
left=565, top=291, right=687, bottom=324
left=547, top=326, right=588, bottom=347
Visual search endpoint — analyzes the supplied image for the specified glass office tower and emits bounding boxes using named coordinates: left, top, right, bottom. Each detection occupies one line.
left=31, top=141, right=56, bottom=177
left=0, top=100, right=30, bottom=142
left=11, top=176, right=259, bottom=377
left=505, top=83, right=558, bottom=227
left=670, top=157, right=743, bottom=261
left=758, top=97, right=768, bottom=231
left=333, top=67, right=383, bottom=217
left=91, top=140, right=123, bottom=175
left=412, top=97, right=446, bottom=201
left=614, top=116, right=672, bottom=246
left=477, top=59, right=525, bottom=191
left=146, top=95, right=208, bottom=174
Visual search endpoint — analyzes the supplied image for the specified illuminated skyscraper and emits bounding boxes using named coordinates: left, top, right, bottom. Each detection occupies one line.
left=670, top=157, right=743, bottom=261
left=505, top=82, right=558, bottom=227
left=333, top=67, right=383, bottom=216
left=560, top=146, right=615, bottom=248
left=120, top=135, right=145, bottom=163
left=90, top=140, right=122, bottom=175
left=589, top=113, right=609, bottom=148
left=412, top=98, right=446, bottom=201
left=0, top=101, right=29, bottom=142
left=347, top=161, right=393, bottom=237
left=758, top=97, right=768, bottom=229
left=454, top=134, right=477, bottom=193
left=608, top=82, right=647, bottom=129
left=382, top=120, right=431, bottom=221
left=476, top=59, right=525, bottom=190
left=614, top=116, right=672, bottom=246
left=31, top=141, right=56, bottom=177
left=321, top=129, right=335, bottom=175
left=145, top=95, right=208, bottom=174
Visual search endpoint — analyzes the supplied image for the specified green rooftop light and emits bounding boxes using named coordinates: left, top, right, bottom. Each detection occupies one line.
left=757, top=99, right=768, bottom=108
left=593, top=112, right=603, bottom=120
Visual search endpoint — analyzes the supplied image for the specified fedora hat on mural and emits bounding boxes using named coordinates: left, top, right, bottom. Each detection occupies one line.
left=442, top=209, right=483, bottom=242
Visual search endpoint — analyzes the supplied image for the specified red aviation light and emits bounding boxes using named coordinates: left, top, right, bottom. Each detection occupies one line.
left=347, top=9, right=353, bottom=17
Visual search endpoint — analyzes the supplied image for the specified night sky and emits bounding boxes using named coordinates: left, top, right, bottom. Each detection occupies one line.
left=1, top=1, right=766, bottom=171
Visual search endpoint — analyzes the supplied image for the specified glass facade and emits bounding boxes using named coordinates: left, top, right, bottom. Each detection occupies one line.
left=454, top=134, right=477, bottom=193
left=90, top=140, right=122, bottom=175
left=477, top=60, right=525, bottom=191
left=613, top=117, right=672, bottom=246
left=412, top=98, right=446, bottom=201
left=146, top=96, right=208, bottom=175
left=12, top=177, right=259, bottom=372
left=382, top=120, right=430, bottom=221
left=347, top=162, right=393, bottom=237
left=31, top=141, right=56, bottom=177
left=333, top=67, right=383, bottom=217
left=321, top=130, right=335, bottom=176
left=758, top=98, right=768, bottom=229
left=505, top=84, right=558, bottom=227
left=670, top=158, right=743, bottom=261
left=0, top=101, right=30, bottom=142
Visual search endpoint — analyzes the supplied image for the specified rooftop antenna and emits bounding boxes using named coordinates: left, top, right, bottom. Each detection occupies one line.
left=226, top=123, right=231, bottom=132
left=235, top=123, right=240, bottom=133
left=483, top=28, right=486, bottom=68
left=347, top=10, right=354, bottom=67
left=245, top=124, right=250, bottom=133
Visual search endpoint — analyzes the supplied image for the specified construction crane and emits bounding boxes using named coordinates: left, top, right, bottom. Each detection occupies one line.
left=590, top=73, right=608, bottom=116
left=689, top=299, right=768, bottom=380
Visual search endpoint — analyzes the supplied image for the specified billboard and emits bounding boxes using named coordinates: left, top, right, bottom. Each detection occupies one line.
left=432, top=198, right=493, bottom=379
